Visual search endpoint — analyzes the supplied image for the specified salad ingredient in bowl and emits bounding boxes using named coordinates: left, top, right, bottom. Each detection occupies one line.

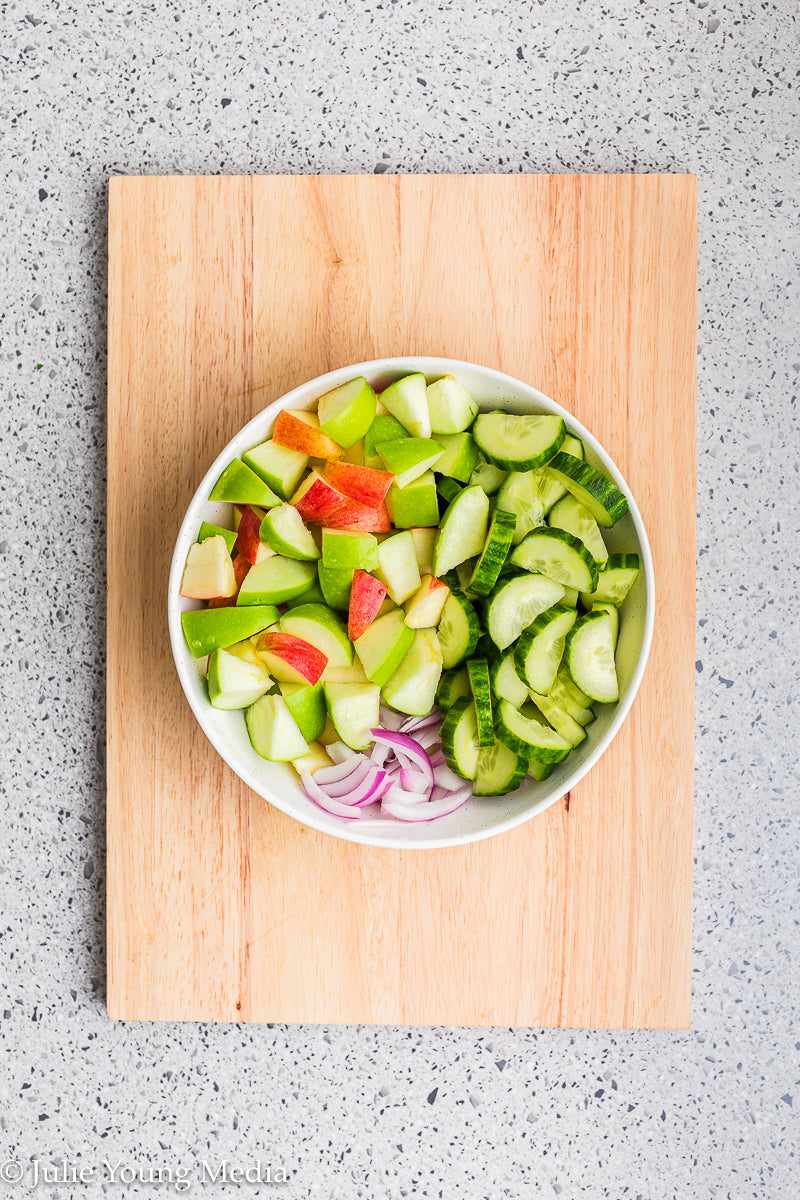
left=175, top=370, right=642, bottom=826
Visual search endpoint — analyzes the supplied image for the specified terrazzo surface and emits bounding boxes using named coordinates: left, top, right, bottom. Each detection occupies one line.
left=1, top=1, right=798, bottom=1196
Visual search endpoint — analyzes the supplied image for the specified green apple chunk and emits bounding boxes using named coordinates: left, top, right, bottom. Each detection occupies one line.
left=317, top=563, right=354, bottom=610
left=284, top=577, right=326, bottom=607
left=409, top=526, right=436, bottom=575
left=375, top=531, right=421, bottom=605
left=317, top=377, right=377, bottom=449
left=431, top=432, right=479, bottom=483
left=280, top=603, right=354, bottom=667
left=209, top=459, right=281, bottom=507
left=363, top=413, right=408, bottom=470
left=323, top=681, right=381, bottom=751
left=243, top=439, right=309, bottom=501
left=376, top=437, right=444, bottom=488
left=259, top=504, right=320, bottom=560
left=379, top=373, right=431, bottom=439
left=382, top=628, right=443, bottom=716
left=245, top=693, right=309, bottom=761
left=386, top=470, right=439, bottom=529
left=208, top=648, right=272, bottom=709
left=278, top=681, right=326, bottom=743
left=236, top=557, right=317, bottom=605
left=198, top=521, right=237, bottom=554
left=181, top=605, right=280, bottom=658
left=426, top=376, right=479, bottom=434
left=354, top=609, right=415, bottom=686
left=432, top=485, right=490, bottom=577
left=321, top=528, right=379, bottom=571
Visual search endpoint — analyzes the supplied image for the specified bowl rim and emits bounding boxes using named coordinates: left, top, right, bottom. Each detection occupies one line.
left=168, top=356, right=655, bottom=850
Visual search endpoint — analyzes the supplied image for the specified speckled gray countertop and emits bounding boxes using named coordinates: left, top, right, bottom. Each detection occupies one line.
left=1, top=1, right=798, bottom=1196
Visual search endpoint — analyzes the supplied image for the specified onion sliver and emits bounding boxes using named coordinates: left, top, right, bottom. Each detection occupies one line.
left=400, top=768, right=432, bottom=795
left=370, top=729, right=434, bottom=788
left=399, top=712, right=441, bottom=733
left=314, top=758, right=373, bottom=793
left=432, top=760, right=467, bottom=792
left=326, top=741, right=359, bottom=764
left=381, top=786, right=472, bottom=822
left=301, top=772, right=363, bottom=818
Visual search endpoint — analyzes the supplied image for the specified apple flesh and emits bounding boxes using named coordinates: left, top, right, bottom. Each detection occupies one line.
left=323, top=681, right=381, bottom=751
left=354, top=608, right=415, bottom=687
left=386, top=470, right=439, bottom=528
left=180, top=535, right=237, bottom=600
left=382, top=628, right=443, bottom=716
left=379, top=373, right=431, bottom=439
left=272, top=409, right=345, bottom=461
left=409, top=527, right=436, bottom=575
left=348, top=569, right=388, bottom=641
left=375, top=531, right=421, bottom=605
left=363, top=412, right=408, bottom=470
left=403, top=574, right=450, bottom=628
left=317, top=497, right=391, bottom=533
left=256, top=631, right=328, bottom=685
left=375, top=437, right=444, bottom=489
left=243, top=440, right=308, bottom=501
left=289, top=740, right=332, bottom=776
left=181, top=604, right=280, bottom=658
left=278, top=680, right=327, bottom=743
left=317, top=377, right=377, bottom=449
left=280, top=602, right=354, bottom=667
left=321, top=529, right=379, bottom=572
left=322, top=460, right=394, bottom=507
left=291, top=469, right=346, bottom=522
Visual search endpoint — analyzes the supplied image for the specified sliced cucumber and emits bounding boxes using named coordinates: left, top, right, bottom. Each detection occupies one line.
left=564, top=611, right=619, bottom=704
left=543, top=452, right=628, bottom=527
left=440, top=696, right=480, bottom=781
left=539, top=673, right=595, bottom=726
left=510, top=527, right=599, bottom=593
left=528, top=758, right=556, bottom=782
left=473, top=412, right=565, bottom=471
left=246, top=693, right=309, bottom=761
left=531, top=433, right=584, bottom=513
left=467, top=657, right=494, bottom=746
left=473, top=740, right=528, bottom=796
left=467, top=509, right=516, bottom=597
left=436, top=476, right=463, bottom=505
left=592, top=601, right=619, bottom=649
left=484, top=572, right=565, bottom=651
left=469, top=453, right=507, bottom=495
left=496, top=470, right=547, bottom=545
left=437, top=591, right=481, bottom=669
left=259, top=504, right=320, bottom=561
left=490, top=650, right=529, bottom=708
left=436, top=666, right=471, bottom=712
left=561, top=586, right=579, bottom=607
left=494, top=699, right=572, bottom=764
left=514, top=604, right=577, bottom=695
left=530, top=693, right=586, bottom=748
left=579, top=554, right=641, bottom=607
left=557, top=663, right=592, bottom=709
left=432, top=485, right=490, bottom=577
left=548, top=494, right=609, bottom=564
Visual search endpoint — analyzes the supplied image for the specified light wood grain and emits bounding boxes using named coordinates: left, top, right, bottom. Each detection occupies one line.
left=107, top=174, right=696, bottom=1025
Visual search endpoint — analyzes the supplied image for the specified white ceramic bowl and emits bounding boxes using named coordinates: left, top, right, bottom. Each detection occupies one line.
left=169, top=357, right=654, bottom=850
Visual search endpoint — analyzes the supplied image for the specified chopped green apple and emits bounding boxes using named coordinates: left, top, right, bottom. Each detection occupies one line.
left=245, top=693, right=309, bottom=761
left=210, top=458, right=281, bottom=507
left=289, top=740, right=332, bottom=776
left=259, top=504, right=320, bottom=560
left=321, top=528, right=379, bottom=571
left=316, top=377, right=377, bottom=448
left=403, top=574, right=450, bottom=628
left=256, top=630, right=328, bottom=685
left=432, top=485, right=490, bottom=576
left=363, top=412, right=408, bottom=469
left=317, top=563, right=354, bottom=610
left=376, top=437, right=444, bottom=488
left=353, top=608, right=415, bottom=686
left=386, top=470, right=439, bottom=528
left=181, top=605, right=280, bottom=658
left=382, top=627, right=443, bottom=715
left=236, top=556, right=317, bottom=605
left=180, top=535, right=236, bottom=600
left=207, top=648, right=272, bottom=709
left=426, top=375, right=479, bottom=434
left=284, top=577, right=326, bottom=607
left=375, top=530, right=421, bottom=605
left=431, top=432, right=479, bottom=483
left=242, top=440, right=308, bottom=501
left=409, top=527, right=436, bottom=574
left=280, top=603, right=354, bottom=667
left=198, top=521, right=237, bottom=555
left=278, top=681, right=327, bottom=743
left=379, top=373, right=431, bottom=438
left=323, top=681, right=381, bottom=751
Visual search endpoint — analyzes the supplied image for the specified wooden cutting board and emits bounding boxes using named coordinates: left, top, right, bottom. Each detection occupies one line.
left=107, top=174, right=696, bottom=1026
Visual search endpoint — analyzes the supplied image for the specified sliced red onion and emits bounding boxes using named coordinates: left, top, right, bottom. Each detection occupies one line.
left=341, top=770, right=393, bottom=807
left=381, top=785, right=472, bottom=822
left=383, top=782, right=430, bottom=806
left=378, top=705, right=405, bottom=731
left=432, top=760, right=467, bottom=792
left=399, top=768, right=432, bottom=794
left=314, top=758, right=370, bottom=788
left=370, top=729, right=434, bottom=788
left=369, top=740, right=391, bottom=767
left=326, top=741, right=359, bottom=765
left=320, top=763, right=375, bottom=797
left=413, top=727, right=440, bottom=751
left=301, top=771, right=363, bottom=818
left=399, top=712, right=441, bottom=733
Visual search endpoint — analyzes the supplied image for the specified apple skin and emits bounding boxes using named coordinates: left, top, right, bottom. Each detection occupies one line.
left=256, top=631, right=328, bottom=685
left=317, top=377, right=377, bottom=449
left=273, top=409, right=345, bottom=461
left=291, top=470, right=346, bottom=522
left=232, top=553, right=251, bottom=591
left=319, top=497, right=391, bottom=532
left=235, top=505, right=264, bottom=565
left=323, top=460, right=394, bottom=507
left=348, top=570, right=388, bottom=641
